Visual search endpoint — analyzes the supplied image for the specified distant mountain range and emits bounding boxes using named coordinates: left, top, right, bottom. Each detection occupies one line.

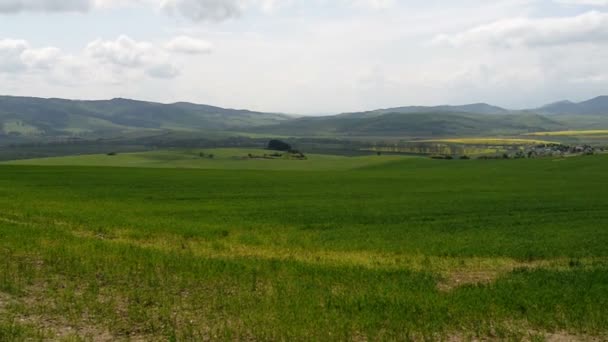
left=342, top=103, right=510, bottom=118
left=1, top=95, right=607, bottom=142
left=248, top=96, right=608, bottom=137
left=339, top=96, right=608, bottom=117
left=534, top=96, right=608, bottom=115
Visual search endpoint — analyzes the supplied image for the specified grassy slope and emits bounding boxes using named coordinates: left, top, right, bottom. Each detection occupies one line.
left=248, top=112, right=567, bottom=137
left=1, top=156, right=607, bottom=340
left=0, top=96, right=288, bottom=139
left=1, top=148, right=409, bottom=171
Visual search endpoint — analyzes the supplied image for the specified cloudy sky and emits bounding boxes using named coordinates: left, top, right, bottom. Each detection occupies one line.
left=1, top=0, right=607, bottom=114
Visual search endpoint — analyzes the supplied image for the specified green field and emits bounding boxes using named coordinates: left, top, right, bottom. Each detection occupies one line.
left=2, top=148, right=410, bottom=171
left=1, top=152, right=607, bottom=340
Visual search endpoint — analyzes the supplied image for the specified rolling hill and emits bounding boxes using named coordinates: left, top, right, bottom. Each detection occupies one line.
left=248, top=112, right=567, bottom=137
left=344, top=103, right=510, bottom=118
left=2, top=95, right=608, bottom=143
left=247, top=96, right=608, bottom=138
left=0, top=96, right=289, bottom=139
left=535, top=96, right=608, bottom=115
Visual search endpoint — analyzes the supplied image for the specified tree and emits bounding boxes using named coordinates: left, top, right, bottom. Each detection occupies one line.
left=267, top=139, right=292, bottom=152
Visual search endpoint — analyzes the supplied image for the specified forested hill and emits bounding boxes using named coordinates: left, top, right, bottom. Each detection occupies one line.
left=0, top=96, right=289, bottom=139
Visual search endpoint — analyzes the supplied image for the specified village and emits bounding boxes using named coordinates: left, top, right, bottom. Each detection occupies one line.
left=522, top=144, right=601, bottom=158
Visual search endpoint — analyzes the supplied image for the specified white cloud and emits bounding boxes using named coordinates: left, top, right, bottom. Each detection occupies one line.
left=165, top=36, right=212, bottom=54
left=0, top=39, right=65, bottom=74
left=0, top=39, right=29, bottom=72
left=160, top=0, right=245, bottom=22
left=159, top=0, right=395, bottom=22
left=93, top=0, right=149, bottom=8
left=86, top=35, right=153, bottom=67
left=0, top=0, right=154, bottom=12
left=0, top=0, right=92, bottom=13
left=20, top=47, right=63, bottom=69
left=350, top=0, right=394, bottom=9
left=0, top=0, right=283, bottom=21
left=0, top=39, right=91, bottom=87
left=1, top=0, right=397, bottom=20
left=555, top=0, right=608, bottom=6
left=434, top=11, right=608, bottom=48
left=1, top=35, right=194, bottom=81
left=85, top=35, right=190, bottom=79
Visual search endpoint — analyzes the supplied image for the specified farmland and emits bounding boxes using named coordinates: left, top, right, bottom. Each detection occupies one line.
left=525, top=130, right=608, bottom=137
left=1, top=148, right=409, bottom=171
left=1, top=151, right=607, bottom=340
left=410, top=138, right=557, bottom=145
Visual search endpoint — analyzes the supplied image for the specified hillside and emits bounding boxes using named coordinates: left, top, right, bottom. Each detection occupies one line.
left=2, top=95, right=608, bottom=143
left=340, top=96, right=608, bottom=118
left=248, top=96, right=608, bottom=138
left=0, top=96, right=289, bottom=139
left=536, top=96, right=608, bottom=115
left=249, top=111, right=567, bottom=137
left=359, top=103, right=510, bottom=117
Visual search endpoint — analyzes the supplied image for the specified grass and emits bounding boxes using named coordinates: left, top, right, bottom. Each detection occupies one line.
left=364, top=145, right=502, bottom=156
left=525, top=130, right=608, bottom=136
left=0, top=154, right=607, bottom=340
left=1, top=148, right=409, bottom=171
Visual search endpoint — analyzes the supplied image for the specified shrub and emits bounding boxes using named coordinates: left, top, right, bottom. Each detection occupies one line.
left=268, top=139, right=292, bottom=152
left=430, top=155, right=453, bottom=160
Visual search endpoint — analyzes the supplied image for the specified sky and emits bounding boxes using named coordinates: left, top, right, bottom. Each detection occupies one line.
left=1, top=0, right=607, bottom=114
